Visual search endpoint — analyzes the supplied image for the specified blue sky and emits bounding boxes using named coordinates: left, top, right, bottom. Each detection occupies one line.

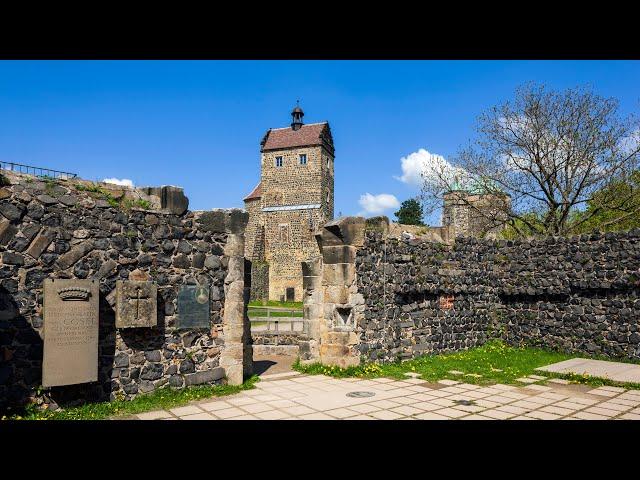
left=1, top=60, right=639, bottom=224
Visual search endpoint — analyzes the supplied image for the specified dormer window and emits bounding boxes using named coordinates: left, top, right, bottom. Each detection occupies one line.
left=299, top=154, right=307, bottom=165
left=275, top=156, right=283, bottom=167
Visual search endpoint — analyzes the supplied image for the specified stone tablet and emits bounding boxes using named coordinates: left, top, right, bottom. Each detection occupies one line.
left=42, top=279, right=99, bottom=387
left=176, top=285, right=210, bottom=329
left=116, top=280, right=158, bottom=328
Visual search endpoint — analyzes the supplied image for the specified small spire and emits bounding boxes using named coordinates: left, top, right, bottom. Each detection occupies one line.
left=291, top=101, right=304, bottom=131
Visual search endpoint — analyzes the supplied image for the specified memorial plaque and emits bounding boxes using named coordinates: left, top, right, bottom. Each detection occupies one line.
left=176, top=285, right=210, bottom=329
left=42, top=278, right=99, bottom=387
left=116, top=280, right=158, bottom=328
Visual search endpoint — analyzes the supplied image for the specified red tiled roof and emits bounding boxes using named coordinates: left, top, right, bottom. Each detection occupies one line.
left=243, top=182, right=262, bottom=201
left=261, top=122, right=333, bottom=154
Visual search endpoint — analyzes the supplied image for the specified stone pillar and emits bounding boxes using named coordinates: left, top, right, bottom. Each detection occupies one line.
left=299, top=257, right=322, bottom=363
left=314, top=217, right=366, bottom=368
left=243, top=258, right=254, bottom=378
left=197, top=209, right=251, bottom=386
left=220, top=234, right=246, bottom=385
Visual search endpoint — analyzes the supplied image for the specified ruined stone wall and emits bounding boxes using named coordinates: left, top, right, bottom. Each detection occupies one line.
left=442, top=191, right=509, bottom=239
left=355, top=228, right=640, bottom=362
left=0, top=170, right=250, bottom=413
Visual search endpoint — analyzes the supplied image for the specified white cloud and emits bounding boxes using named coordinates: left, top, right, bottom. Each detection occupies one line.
left=103, top=178, right=134, bottom=187
left=358, top=193, right=400, bottom=215
left=620, top=128, right=640, bottom=156
left=394, top=148, right=467, bottom=188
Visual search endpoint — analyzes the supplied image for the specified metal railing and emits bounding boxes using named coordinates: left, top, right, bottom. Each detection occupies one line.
left=0, top=161, right=78, bottom=180
left=248, top=305, right=304, bottom=333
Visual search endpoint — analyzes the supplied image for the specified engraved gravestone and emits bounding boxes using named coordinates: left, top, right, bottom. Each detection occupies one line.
left=42, top=278, right=99, bottom=387
left=176, top=284, right=210, bottom=329
left=116, top=280, right=157, bottom=328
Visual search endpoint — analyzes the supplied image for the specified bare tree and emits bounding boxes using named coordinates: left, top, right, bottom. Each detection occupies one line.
left=420, top=83, right=640, bottom=237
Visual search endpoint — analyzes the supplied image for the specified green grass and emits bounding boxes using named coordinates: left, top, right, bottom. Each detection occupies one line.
left=5, top=375, right=259, bottom=421
left=248, top=300, right=303, bottom=309
left=73, top=182, right=151, bottom=211
left=293, top=340, right=640, bottom=390
left=248, top=309, right=303, bottom=318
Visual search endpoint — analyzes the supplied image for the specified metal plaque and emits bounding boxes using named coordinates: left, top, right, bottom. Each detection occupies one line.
left=42, top=278, right=99, bottom=387
left=176, top=284, right=210, bottom=329
left=115, top=280, right=158, bottom=328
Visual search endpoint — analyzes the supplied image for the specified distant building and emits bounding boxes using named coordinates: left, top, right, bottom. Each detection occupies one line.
left=442, top=189, right=510, bottom=239
left=244, top=105, right=335, bottom=301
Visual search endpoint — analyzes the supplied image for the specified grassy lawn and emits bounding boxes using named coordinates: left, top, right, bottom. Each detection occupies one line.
left=293, top=340, right=640, bottom=391
left=248, top=309, right=303, bottom=318
left=3, top=375, right=259, bottom=421
left=248, top=300, right=303, bottom=309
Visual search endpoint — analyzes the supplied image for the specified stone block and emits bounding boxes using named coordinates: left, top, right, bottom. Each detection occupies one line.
left=25, top=229, right=55, bottom=259
left=320, top=216, right=366, bottom=247
left=197, top=209, right=248, bottom=234
left=183, top=367, right=225, bottom=386
left=303, top=274, right=321, bottom=291
left=138, top=185, right=189, bottom=215
left=0, top=218, right=18, bottom=246
left=320, top=344, right=350, bottom=357
left=2, top=252, right=24, bottom=265
left=56, top=240, right=94, bottom=270
left=322, top=263, right=356, bottom=286
left=323, top=286, right=349, bottom=304
left=301, top=257, right=322, bottom=277
left=324, top=331, right=359, bottom=345
left=322, top=245, right=357, bottom=264
left=0, top=202, right=25, bottom=222
left=365, top=216, right=390, bottom=234
left=115, top=280, right=158, bottom=328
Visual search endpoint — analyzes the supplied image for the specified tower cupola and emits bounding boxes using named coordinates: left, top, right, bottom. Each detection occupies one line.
left=291, top=102, right=304, bottom=131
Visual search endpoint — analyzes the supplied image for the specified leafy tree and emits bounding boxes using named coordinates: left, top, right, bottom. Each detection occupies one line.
left=421, top=82, right=640, bottom=237
left=394, top=198, right=425, bottom=225
left=573, top=170, right=640, bottom=233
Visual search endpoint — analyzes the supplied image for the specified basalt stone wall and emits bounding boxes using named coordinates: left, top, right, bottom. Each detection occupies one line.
left=356, top=229, right=640, bottom=363
left=251, top=331, right=301, bottom=346
left=0, top=170, right=249, bottom=413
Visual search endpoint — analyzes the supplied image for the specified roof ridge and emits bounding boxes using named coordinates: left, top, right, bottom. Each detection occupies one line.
left=269, top=122, right=328, bottom=131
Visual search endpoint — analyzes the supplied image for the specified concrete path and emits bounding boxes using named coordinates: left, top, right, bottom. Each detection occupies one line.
left=252, top=354, right=297, bottom=376
left=132, top=373, right=640, bottom=420
left=537, top=358, right=640, bottom=383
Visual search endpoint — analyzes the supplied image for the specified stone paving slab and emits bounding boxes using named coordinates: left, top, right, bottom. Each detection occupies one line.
left=537, top=358, right=640, bottom=383
left=134, top=373, right=640, bottom=421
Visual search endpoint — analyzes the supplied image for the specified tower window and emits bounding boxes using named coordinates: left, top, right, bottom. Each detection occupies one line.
left=275, top=156, right=283, bottom=167
left=326, top=157, right=331, bottom=168
left=299, top=154, right=307, bottom=165
left=278, top=224, right=290, bottom=243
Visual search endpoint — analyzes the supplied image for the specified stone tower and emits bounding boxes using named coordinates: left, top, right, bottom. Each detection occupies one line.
left=442, top=190, right=510, bottom=239
left=244, top=105, right=335, bottom=302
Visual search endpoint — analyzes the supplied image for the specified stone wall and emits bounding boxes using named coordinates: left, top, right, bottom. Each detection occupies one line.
left=303, top=216, right=640, bottom=367
left=356, top=226, right=640, bottom=362
left=251, top=330, right=301, bottom=356
left=0, top=170, right=251, bottom=413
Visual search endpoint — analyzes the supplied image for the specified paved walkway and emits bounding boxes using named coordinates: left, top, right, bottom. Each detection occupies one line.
left=133, top=371, right=640, bottom=420
left=537, top=358, right=640, bottom=383
left=252, top=354, right=297, bottom=376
